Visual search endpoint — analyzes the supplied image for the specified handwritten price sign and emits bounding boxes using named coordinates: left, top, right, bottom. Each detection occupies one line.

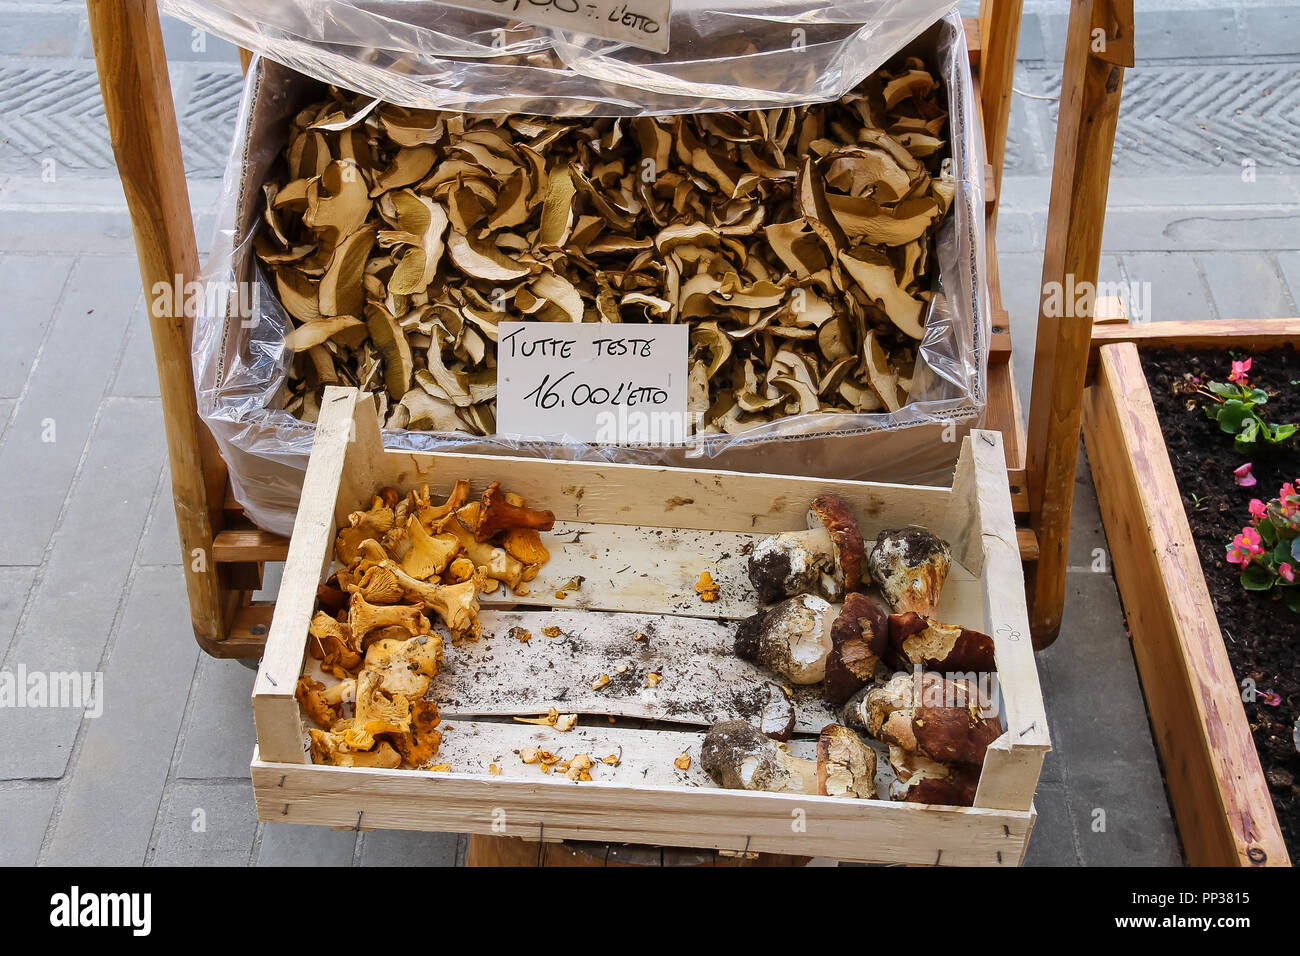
left=496, top=321, right=689, bottom=443
left=439, top=0, right=671, bottom=54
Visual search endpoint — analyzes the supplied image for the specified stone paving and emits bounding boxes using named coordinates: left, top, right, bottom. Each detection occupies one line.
left=0, top=0, right=1296, bottom=866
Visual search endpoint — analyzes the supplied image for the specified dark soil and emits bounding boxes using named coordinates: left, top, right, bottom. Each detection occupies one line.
left=1142, top=346, right=1300, bottom=854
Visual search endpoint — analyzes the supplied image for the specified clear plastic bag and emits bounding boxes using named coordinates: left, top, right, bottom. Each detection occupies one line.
left=165, top=0, right=957, bottom=116
left=190, top=12, right=988, bottom=535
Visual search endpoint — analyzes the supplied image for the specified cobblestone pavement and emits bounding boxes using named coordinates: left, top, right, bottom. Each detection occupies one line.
left=0, top=0, right=1296, bottom=866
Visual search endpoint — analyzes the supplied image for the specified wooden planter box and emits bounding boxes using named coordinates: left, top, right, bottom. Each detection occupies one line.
left=1084, top=331, right=1297, bottom=867
left=250, top=386, right=1049, bottom=865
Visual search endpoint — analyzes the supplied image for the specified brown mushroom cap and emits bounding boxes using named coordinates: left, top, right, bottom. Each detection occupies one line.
left=892, top=750, right=980, bottom=807
left=902, top=772, right=979, bottom=807
left=808, top=494, right=866, bottom=595
left=887, top=612, right=997, bottom=673
left=823, top=592, right=890, bottom=704
left=858, top=672, right=1002, bottom=767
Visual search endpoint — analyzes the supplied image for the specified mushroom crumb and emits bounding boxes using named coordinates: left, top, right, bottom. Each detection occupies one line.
left=555, top=713, right=579, bottom=732
left=695, top=571, right=721, bottom=602
left=429, top=763, right=451, bottom=772
left=509, top=626, right=532, bottom=643
left=645, top=672, right=663, bottom=688
left=632, top=632, right=647, bottom=642
left=542, top=625, right=562, bottom=638
left=555, top=590, right=568, bottom=600
left=616, top=664, right=629, bottom=674
left=489, top=764, right=502, bottom=776
left=520, top=747, right=562, bottom=768
left=559, top=754, right=596, bottom=781
left=513, top=707, right=560, bottom=726
left=592, top=674, right=611, bottom=690
left=675, top=752, right=692, bottom=771
left=602, top=754, right=621, bottom=766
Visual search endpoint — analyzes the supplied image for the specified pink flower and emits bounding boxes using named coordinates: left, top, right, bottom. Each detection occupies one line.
left=1228, top=357, right=1252, bottom=384
left=1228, top=526, right=1265, bottom=564
left=1281, top=563, right=1296, bottom=583
left=1248, top=498, right=1267, bottom=519
left=1234, top=462, right=1257, bottom=487
left=1259, top=690, right=1281, bottom=707
left=1281, top=482, right=1299, bottom=516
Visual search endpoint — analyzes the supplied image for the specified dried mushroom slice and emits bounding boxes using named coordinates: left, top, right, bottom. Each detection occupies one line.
left=259, top=59, right=954, bottom=434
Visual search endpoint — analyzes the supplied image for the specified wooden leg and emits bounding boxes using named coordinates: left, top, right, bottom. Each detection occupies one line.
left=466, top=834, right=811, bottom=867
left=86, top=0, right=230, bottom=646
left=1024, top=0, right=1133, bottom=648
left=978, top=0, right=1024, bottom=212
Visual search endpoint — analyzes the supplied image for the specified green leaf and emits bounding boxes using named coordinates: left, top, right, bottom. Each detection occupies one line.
left=1273, top=540, right=1292, bottom=565
left=1216, top=401, right=1250, bottom=433
left=1247, top=388, right=1268, bottom=405
left=1271, top=423, right=1297, bottom=443
left=1235, top=417, right=1260, bottom=446
left=1288, top=591, right=1300, bottom=614
left=1259, top=520, right=1278, bottom=547
left=1241, top=564, right=1275, bottom=590
left=1292, top=537, right=1300, bottom=562
left=1207, top=381, right=1238, bottom=398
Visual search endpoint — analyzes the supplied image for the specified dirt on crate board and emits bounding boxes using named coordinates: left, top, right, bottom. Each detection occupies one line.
left=1142, top=346, right=1300, bottom=854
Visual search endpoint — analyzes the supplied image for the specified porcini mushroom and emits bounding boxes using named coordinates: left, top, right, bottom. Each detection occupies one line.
left=867, top=526, right=952, bottom=617
left=822, top=592, right=890, bottom=704
left=734, top=594, right=838, bottom=685
left=758, top=682, right=796, bottom=741
left=747, top=494, right=865, bottom=602
left=701, top=720, right=876, bottom=799
left=889, top=749, right=981, bottom=806
left=887, top=611, right=996, bottom=673
left=844, top=672, right=1002, bottom=807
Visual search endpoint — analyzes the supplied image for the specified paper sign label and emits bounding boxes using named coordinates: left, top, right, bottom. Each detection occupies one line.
left=440, top=0, right=671, bottom=54
left=496, top=322, right=689, bottom=444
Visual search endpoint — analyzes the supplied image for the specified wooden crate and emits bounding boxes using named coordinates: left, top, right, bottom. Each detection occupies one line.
left=250, top=386, right=1049, bottom=865
left=1083, top=332, right=1292, bottom=867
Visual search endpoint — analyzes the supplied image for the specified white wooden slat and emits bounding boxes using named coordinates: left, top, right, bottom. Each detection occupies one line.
left=380, top=718, right=902, bottom=795
left=482, top=521, right=986, bottom=622
left=252, top=753, right=1031, bottom=865
left=433, top=608, right=841, bottom=734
